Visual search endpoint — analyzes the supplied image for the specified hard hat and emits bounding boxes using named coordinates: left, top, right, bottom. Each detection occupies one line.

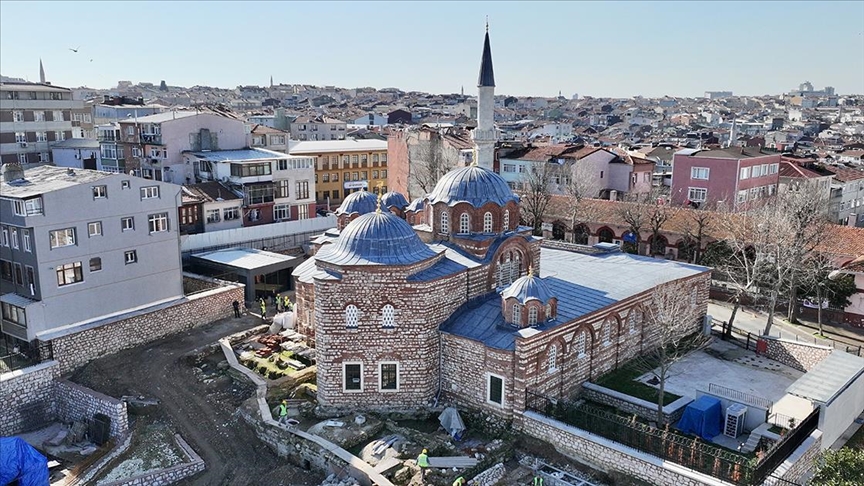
left=422, top=449, right=427, bottom=454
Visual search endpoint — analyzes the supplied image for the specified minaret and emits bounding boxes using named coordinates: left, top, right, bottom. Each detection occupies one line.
left=39, top=59, right=45, bottom=84
left=473, top=20, right=497, bottom=169
left=727, top=118, right=738, bottom=148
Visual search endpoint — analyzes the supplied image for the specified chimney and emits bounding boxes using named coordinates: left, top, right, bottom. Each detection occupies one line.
left=2, top=163, right=26, bottom=182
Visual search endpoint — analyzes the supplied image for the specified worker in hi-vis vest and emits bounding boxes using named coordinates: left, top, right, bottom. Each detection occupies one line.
left=417, top=449, right=429, bottom=479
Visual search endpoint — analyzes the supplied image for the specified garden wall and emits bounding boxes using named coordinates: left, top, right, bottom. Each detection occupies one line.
left=581, top=382, right=692, bottom=424
left=99, top=434, right=205, bottom=486
left=55, top=379, right=129, bottom=438
left=758, top=337, right=832, bottom=372
left=0, top=360, right=59, bottom=436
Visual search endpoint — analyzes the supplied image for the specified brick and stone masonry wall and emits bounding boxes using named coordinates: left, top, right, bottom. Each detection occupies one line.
left=768, top=430, right=821, bottom=486
left=182, top=272, right=223, bottom=294
left=51, top=279, right=244, bottom=373
left=55, top=379, right=128, bottom=438
left=0, top=361, right=60, bottom=436
left=759, top=337, right=832, bottom=372
left=519, top=411, right=735, bottom=486
left=581, top=382, right=692, bottom=424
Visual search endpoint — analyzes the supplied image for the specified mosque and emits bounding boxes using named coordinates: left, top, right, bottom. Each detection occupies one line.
left=292, top=27, right=710, bottom=417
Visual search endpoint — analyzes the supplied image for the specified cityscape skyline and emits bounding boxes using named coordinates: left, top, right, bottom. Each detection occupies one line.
left=1, top=1, right=862, bottom=98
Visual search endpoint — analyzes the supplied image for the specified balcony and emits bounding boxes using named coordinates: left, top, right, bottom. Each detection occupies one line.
left=140, top=133, right=162, bottom=144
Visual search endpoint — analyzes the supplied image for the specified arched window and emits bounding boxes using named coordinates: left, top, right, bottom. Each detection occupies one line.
left=547, top=345, right=558, bottom=373
left=511, top=303, right=521, bottom=327
left=602, top=321, right=611, bottom=345
left=459, top=212, right=470, bottom=234
left=483, top=212, right=493, bottom=233
left=575, top=332, right=586, bottom=357
left=546, top=303, right=553, bottom=320
left=511, top=252, right=521, bottom=282
left=381, top=304, right=395, bottom=328
left=528, top=306, right=538, bottom=326
left=503, top=210, right=510, bottom=231
left=629, top=309, right=641, bottom=334
left=440, top=210, right=449, bottom=234
left=345, top=304, right=359, bottom=328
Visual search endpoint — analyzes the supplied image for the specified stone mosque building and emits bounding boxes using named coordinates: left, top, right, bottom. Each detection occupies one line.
left=292, top=27, right=711, bottom=418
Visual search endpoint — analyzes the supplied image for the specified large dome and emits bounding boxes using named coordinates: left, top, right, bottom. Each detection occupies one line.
left=501, top=273, right=554, bottom=304
left=335, top=190, right=378, bottom=216
left=427, top=165, right=519, bottom=207
left=315, top=211, right=437, bottom=266
left=380, top=191, right=409, bottom=209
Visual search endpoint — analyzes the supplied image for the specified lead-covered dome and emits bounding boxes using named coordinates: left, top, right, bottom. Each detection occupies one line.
left=427, top=165, right=519, bottom=207
left=316, top=211, right=437, bottom=266
left=501, top=273, right=554, bottom=304
left=335, top=189, right=378, bottom=216
left=380, top=191, right=409, bottom=210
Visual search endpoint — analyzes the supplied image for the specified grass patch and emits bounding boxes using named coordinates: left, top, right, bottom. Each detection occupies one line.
left=594, top=364, right=682, bottom=406
left=768, top=425, right=784, bottom=435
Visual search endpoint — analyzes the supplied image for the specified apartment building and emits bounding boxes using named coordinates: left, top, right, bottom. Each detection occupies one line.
left=0, top=164, right=184, bottom=347
left=250, top=125, right=289, bottom=152
left=671, top=147, right=781, bottom=208
left=117, top=111, right=247, bottom=184
left=288, top=139, right=388, bottom=208
left=178, top=181, right=244, bottom=235
left=825, top=166, right=864, bottom=226
left=289, top=116, right=346, bottom=141
left=184, top=148, right=316, bottom=227
left=0, top=82, right=84, bottom=166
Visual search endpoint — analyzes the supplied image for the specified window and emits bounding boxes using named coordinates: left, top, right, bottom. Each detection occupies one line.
left=34, top=111, right=45, bottom=122
left=56, top=262, right=83, bottom=286
left=18, top=154, right=27, bottom=164
left=322, top=173, right=330, bottom=183
left=352, top=172, right=359, bottom=181
left=230, top=163, right=271, bottom=177
left=89, top=257, right=102, bottom=272
left=380, top=362, right=398, bottom=391
left=84, top=221, right=102, bottom=238
left=603, top=322, right=612, bottom=345
left=223, top=207, right=240, bottom=220
left=274, top=204, right=290, bottom=221
left=483, top=212, right=493, bottom=233
left=739, top=167, right=751, bottom=180
left=36, top=132, right=48, bottom=142
left=49, top=228, right=76, bottom=248
left=121, top=217, right=134, bottom=231
left=53, top=110, right=63, bottom=121
left=148, top=213, right=169, bottom=233
left=459, top=213, right=470, bottom=234
left=101, top=145, right=118, bottom=159
left=769, top=163, right=779, bottom=174
left=512, top=303, right=521, bottom=326
left=206, top=209, right=221, bottom=223
left=140, top=186, right=160, bottom=199
left=13, top=110, right=23, bottom=122
left=381, top=154, right=387, bottom=163
left=1, top=227, right=7, bottom=247
left=55, top=131, right=66, bottom=141
left=690, top=167, right=710, bottom=180
left=15, top=132, right=25, bottom=143
left=297, top=204, right=309, bottom=220
left=22, top=229, right=30, bottom=252
left=737, top=190, right=747, bottom=204
left=344, top=363, right=363, bottom=391
left=372, top=154, right=379, bottom=163
left=629, top=310, right=641, bottom=334
left=547, top=345, right=558, bottom=373
left=1, top=303, right=26, bottom=328
left=381, top=304, right=396, bottom=328
left=332, top=190, right=339, bottom=200
left=528, top=306, right=538, bottom=326
left=0, top=260, right=11, bottom=281
left=14, top=263, right=23, bottom=285
left=687, top=187, right=707, bottom=202
left=503, top=210, right=510, bottom=231
left=38, top=152, right=49, bottom=163
left=503, top=164, right=516, bottom=173
left=246, top=185, right=275, bottom=205
left=351, top=155, right=359, bottom=164
left=440, top=211, right=449, bottom=234
left=92, top=185, right=107, bottom=199
left=124, top=250, right=137, bottom=264
left=296, top=181, right=310, bottom=199
left=381, top=169, right=387, bottom=177
left=487, top=374, right=504, bottom=406
left=575, top=331, right=586, bottom=357
left=9, top=229, right=18, bottom=249
left=345, top=304, right=359, bottom=329
left=332, top=172, right=339, bottom=182
left=25, top=266, right=34, bottom=292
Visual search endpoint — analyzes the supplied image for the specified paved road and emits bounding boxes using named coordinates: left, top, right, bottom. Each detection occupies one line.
left=71, top=315, right=322, bottom=486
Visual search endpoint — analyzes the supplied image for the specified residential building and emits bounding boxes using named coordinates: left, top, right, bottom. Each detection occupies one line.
left=352, top=113, right=388, bottom=127
left=288, top=139, right=389, bottom=208
left=92, top=96, right=164, bottom=125
left=0, top=82, right=83, bottom=166
left=387, top=109, right=412, bottom=125
left=777, top=159, right=833, bottom=203
left=50, top=138, right=101, bottom=171
left=387, top=126, right=474, bottom=200
left=0, top=164, right=184, bottom=348
left=247, top=115, right=276, bottom=128
left=96, top=123, right=124, bottom=173
left=670, top=147, right=781, bottom=209
left=824, top=166, right=864, bottom=226
left=184, top=148, right=315, bottom=226
left=250, top=125, right=289, bottom=152
left=117, top=111, right=247, bottom=183
left=178, top=181, right=244, bottom=235
left=289, top=116, right=346, bottom=141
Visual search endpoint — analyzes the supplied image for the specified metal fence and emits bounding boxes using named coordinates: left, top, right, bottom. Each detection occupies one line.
left=751, top=408, right=820, bottom=485
left=711, top=318, right=862, bottom=357
left=708, top=383, right=773, bottom=410
left=0, top=340, right=53, bottom=374
left=525, top=389, right=756, bottom=484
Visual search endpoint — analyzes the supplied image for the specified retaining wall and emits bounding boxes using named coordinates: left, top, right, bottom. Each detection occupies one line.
left=758, top=337, right=832, bottom=372
left=55, top=379, right=129, bottom=438
left=99, top=434, right=205, bottom=486
left=581, top=382, right=692, bottom=424
left=0, top=360, right=60, bottom=436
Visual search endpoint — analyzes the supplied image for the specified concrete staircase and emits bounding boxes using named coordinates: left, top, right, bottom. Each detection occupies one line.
left=741, top=423, right=772, bottom=453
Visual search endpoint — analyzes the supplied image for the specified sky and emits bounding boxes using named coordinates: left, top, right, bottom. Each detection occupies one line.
left=1, top=1, right=863, bottom=98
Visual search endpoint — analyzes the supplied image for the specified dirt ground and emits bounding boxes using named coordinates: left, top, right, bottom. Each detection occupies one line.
left=71, top=314, right=323, bottom=486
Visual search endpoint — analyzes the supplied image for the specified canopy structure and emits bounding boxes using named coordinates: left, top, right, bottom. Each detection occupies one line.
left=191, top=248, right=298, bottom=304
left=676, top=395, right=723, bottom=440
left=438, top=407, right=466, bottom=440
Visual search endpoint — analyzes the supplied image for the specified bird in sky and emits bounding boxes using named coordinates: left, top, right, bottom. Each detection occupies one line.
left=69, top=46, right=80, bottom=53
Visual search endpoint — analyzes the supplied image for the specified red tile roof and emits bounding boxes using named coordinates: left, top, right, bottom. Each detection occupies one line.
left=824, top=166, right=864, bottom=183
left=778, top=161, right=826, bottom=179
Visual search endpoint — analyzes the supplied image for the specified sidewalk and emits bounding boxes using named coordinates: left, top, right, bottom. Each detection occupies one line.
left=708, top=301, right=864, bottom=349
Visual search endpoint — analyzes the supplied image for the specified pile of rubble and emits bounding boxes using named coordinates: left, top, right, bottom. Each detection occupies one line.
left=319, top=473, right=360, bottom=486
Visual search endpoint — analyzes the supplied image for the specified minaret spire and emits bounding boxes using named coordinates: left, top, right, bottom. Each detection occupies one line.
left=472, top=20, right=497, bottom=169
left=477, top=21, right=495, bottom=87
left=39, top=59, right=45, bottom=84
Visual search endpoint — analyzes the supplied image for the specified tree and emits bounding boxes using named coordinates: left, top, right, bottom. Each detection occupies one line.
left=797, top=256, right=857, bottom=336
left=406, top=128, right=458, bottom=198
left=520, top=161, right=556, bottom=236
left=558, top=162, right=602, bottom=243
left=810, top=447, right=864, bottom=485
left=679, top=204, right=714, bottom=264
left=635, top=279, right=709, bottom=423
left=618, top=190, right=677, bottom=256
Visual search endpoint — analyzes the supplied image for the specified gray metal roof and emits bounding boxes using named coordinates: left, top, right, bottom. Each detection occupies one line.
left=51, top=138, right=100, bottom=149
left=381, top=191, right=409, bottom=210
left=315, top=211, right=439, bottom=266
left=501, top=274, right=554, bottom=304
left=427, top=165, right=519, bottom=208
left=335, top=190, right=378, bottom=216
left=407, top=197, right=426, bottom=212
left=120, top=111, right=198, bottom=124
left=1, top=165, right=114, bottom=198
left=191, top=248, right=297, bottom=271
left=189, top=148, right=288, bottom=162
left=292, top=256, right=340, bottom=283
left=440, top=248, right=710, bottom=350
left=786, top=351, right=864, bottom=405
left=0, top=292, right=38, bottom=308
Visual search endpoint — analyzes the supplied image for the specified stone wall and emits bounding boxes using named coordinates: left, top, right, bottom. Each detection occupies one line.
left=99, top=434, right=205, bottom=486
left=0, top=360, right=60, bottom=436
left=519, top=411, right=735, bottom=486
left=51, top=282, right=244, bottom=373
left=55, top=379, right=129, bottom=438
left=182, top=272, right=224, bottom=294
left=581, top=382, right=692, bottom=424
left=69, top=433, right=133, bottom=486
left=759, top=337, right=832, bottom=372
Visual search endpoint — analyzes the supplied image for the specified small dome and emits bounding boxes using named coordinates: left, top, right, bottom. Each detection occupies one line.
left=501, top=273, right=554, bottom=304
left=335, top=190, right=378, bottom=216
left=406, top=197, right=425, bottom=212
left=380, top=191, right=409, bottom=209
left=427, top=165, right=519, bottom=208
left=316, top=211, right=437, bottom=266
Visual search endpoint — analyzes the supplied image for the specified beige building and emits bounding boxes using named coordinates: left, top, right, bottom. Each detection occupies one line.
left=289, top=116, right=346, bottom=141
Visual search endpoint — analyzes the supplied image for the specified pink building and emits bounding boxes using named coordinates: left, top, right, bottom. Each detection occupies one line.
left=671, top=147, right=781, bottom=209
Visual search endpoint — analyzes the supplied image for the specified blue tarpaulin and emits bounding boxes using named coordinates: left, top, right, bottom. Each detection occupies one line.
left=0, top=437, right=49, bottom=486
left=676, top=396, right=723, bottom=440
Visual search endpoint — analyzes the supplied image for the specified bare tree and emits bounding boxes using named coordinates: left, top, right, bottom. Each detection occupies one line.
left=406, top=128, right=458, bottom=197
left=520, top=161, right=555, bottom=235
left=559, top=162, right=603, bottom=243
left=635, top=279, right=708, bottom=423
left=618, top=189, right=677, bottom=255
left=679, top=204, right=714, bottom=264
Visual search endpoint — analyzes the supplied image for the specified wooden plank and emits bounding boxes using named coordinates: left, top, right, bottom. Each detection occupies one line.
left=427, top=456, right=478, bottom=468
left=373, top=457, right=402, bottom=473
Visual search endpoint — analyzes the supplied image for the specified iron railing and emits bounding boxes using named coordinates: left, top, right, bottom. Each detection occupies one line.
left=0, top=340, right=53, bottom=374
left=751, top=408, right=819, bottom=484
left=708, top=383, right=773, bottom=410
